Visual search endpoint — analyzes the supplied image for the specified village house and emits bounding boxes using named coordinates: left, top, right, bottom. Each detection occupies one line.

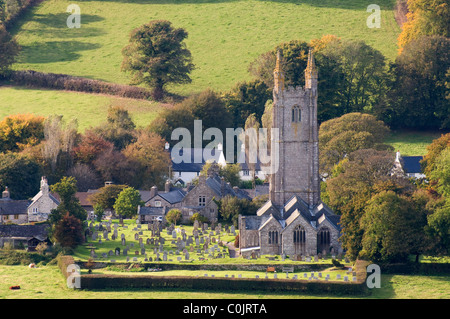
left=0, top=224, right=50, bottom=251
left=27, top=177, right=60, bottom=223
left=0, top=187, right=29, bottom=225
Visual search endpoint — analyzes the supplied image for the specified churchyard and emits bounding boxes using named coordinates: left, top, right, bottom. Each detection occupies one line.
left=70, top=218, right=360, bottom=287
left=75, top=219, right=238, bottom=264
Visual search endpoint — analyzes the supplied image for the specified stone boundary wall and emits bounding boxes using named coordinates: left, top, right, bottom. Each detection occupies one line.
left=76, top=260, right=335, bottom=272
left=58, top=256, right=370, bottom=295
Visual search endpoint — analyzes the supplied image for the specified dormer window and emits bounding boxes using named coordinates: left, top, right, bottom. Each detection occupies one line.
left=292, top=106, right=301, bottom=123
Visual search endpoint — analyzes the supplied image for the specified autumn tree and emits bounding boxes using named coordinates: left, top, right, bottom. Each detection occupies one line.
left=41, top=115, right=78, bottom=178
left=421, top=133, right=450, bottom=178
left=53, top=212, right=84, bottom=248
left=0, top=114, right=45, bottom=153
left=122, top=129, right=170, bottom=189
left=93, top=148, right=136, bottom=186
left=319, top=113, right=392, bottom=176
left=397, top=0, right=449, bottom=53
left=72, top=129, right=113, bottom=164
left=66, top=163, right=102, bottom=192
left=121, top=20, right=194, bottom=100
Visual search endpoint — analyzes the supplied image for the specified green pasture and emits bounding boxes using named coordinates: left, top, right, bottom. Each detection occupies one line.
left=384, top=130, right=446, bottom=156
left=12, top=0, right=401, bottom=95
left=0, top=86, right=163, bottom=131
left=0, top=264, right=449, bottom=299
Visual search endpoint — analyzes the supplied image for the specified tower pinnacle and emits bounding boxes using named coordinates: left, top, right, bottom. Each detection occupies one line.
left=305, top=48, right=318, bottom=89
left=273, top=50, right=285, bottom=92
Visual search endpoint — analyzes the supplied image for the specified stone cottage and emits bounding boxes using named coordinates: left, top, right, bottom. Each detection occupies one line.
left=27, top=177, right=60, bottom=223
left=0, top=187, right=29, bottom=224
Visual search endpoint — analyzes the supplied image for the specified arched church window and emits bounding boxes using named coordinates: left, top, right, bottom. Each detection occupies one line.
left=294, top=225, right=306, bottom=253
left=268, top=229, right=279, bottom=245
left=317, top=227, right=331, bottom=253
left=292, top=106, right=301, bottom=123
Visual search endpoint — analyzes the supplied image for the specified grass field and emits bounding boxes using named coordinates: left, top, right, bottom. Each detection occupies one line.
left=384, top=130, right=446, bottom=156
left=0, top=86, right=163, bottom=131
left=12, top=0, right=401, bottom=95
left=0, top=264, right=448, bottom=299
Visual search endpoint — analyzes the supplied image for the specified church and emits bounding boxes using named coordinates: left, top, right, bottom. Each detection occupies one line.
left=238, top=50, right=342, bottom=258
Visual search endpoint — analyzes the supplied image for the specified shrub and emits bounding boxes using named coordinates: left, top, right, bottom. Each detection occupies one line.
left=10, top=70, right=153, bottom=99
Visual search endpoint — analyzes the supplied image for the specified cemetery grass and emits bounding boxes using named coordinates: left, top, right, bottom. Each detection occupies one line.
left=0, top=86, right=163, bottom=132
left=1, top=264, right=449, bottom=299
left=12, top=0, right=401, bottom=96
left=72, top=219, right=346, bottom=266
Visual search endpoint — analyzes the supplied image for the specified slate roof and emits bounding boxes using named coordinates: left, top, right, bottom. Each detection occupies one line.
left=0, top=199, right=30, bottom=215
left=241, top=196, right=341, bottom=232
left=137, top=206, right=166, bottom=216
left=157, top=189, right=186, bottom=204
left=205, top=175, right=252, bottom=200
left=0, top=224, right=49, bottom=241
left=402, top=156, right=423, bottom=174
left=30, top=191, right=60, bottom=206
left=171, top=148, right=222, bottom=172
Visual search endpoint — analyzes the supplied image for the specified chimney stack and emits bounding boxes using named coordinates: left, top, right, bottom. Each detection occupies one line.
left=150, top=186, right=158, bottom=199
left=2, top=186, right=10, bottom=199
left=165, top=180, right=171, bottom=193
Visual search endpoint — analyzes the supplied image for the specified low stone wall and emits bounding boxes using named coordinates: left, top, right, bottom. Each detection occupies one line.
left=76, top=260, right=334, bottom=272
left=57, top=256, right=369, bottom=295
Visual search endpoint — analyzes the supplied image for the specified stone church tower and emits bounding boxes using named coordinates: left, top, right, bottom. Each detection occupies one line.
left=270, top=49, right=320, bottom=209
left=238, top=49, right=342, bottom=258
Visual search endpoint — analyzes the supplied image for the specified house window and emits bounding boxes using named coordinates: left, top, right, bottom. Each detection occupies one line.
left=198, top=196, right=206, bottom=206
left=154, top=201, right=161, bottom=207
left=14, top=215, right=19, bottom=219
left=32, top=207, right=38, bottom=213
left=178, top=171, right=182, bottom=176
left=292, top=106, right=301, bottom=123
left=3, top=215, right=8, bottom=220
left=268, top=229, right=279, bottom=245
left=243, top=170, right=249, bottom=176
